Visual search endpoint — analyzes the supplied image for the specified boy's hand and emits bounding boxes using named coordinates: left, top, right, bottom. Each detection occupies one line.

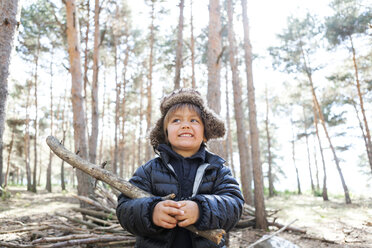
left=175, top=200, right=199, bottom=227
left=152, top=200, right=185, bottom=229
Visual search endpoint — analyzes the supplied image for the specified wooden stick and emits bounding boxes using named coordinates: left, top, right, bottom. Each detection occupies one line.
left=46, top=135, right=226, bottom=245
left=55, top=212, right=99, bottom=229
left=71, top=207, right=117, bottom=220
left=247, top=219, right=298, bottom=248
left=40, top=235, right=134, bottom=248
left=72, top=195, right=116, bottom=215
left=32, top=234, right=98, bottom=244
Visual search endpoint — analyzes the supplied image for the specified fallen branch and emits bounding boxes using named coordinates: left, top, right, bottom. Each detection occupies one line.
left=46, top=135, right=226, bottom=245
left=269, top=221, right=306, bottom=234
left=0, top=225, right=49, bottom=234
left=247, top=219, right=298, bottom=248
left=39, top=235, right=134, bottom=248
left=55, top=212, right=99, bottom=229
left=71, top=207, right=117, bottom=220
left=32, top=234, right=98, bottom=244
left=72, top=195, right=116, bottom=215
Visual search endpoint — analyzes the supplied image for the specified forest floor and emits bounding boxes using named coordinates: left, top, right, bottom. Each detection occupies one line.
left=0, top=186, right=371, bottom=247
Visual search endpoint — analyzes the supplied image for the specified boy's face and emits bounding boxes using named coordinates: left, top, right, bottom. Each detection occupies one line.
left=166, top=107, right=205, bottom=157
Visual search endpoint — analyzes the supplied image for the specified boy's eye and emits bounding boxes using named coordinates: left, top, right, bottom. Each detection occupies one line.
left=191, top=119, right=199, bottom=123
left=172, top=119, right=180, bottom=123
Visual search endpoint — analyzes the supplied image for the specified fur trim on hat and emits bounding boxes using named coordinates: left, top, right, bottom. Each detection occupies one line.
left=149, top=88, right=226, bottom=149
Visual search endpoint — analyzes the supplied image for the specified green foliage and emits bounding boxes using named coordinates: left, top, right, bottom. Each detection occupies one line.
left=325, top=0, right=372, bottom=46
left=268, top=13, right=322, bottom=74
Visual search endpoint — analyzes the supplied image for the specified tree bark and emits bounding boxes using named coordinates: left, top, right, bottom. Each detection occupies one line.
left=31, top=35, right=40, bottom=193
left=207, top=0, right=225, bottom=157
left=145, top=1, right=155, bottom=162
left=46, top=49, right=55, bottom=192
left=174, top=0, right=184, bottom=90
left=46, top=135, right=226, bottom=245
left=190, top=0, right=196, bottom=89
left=25, top=82, right=32, bottom=191
left=298, top=40, right=351, bottom=204
left=265, top=87, right=274, bottom=197
left=226, top=0, right=253, bottom=206
left=65, top=0, right=94, bottom=200
left=290, top=118, right=301, bottom=195
left=89, top=0, right=100, bottom=165
left=241, top=0, right=267, bottom=229
left=349, top=36, right=372, bottom=173
left=302, top=105, right=315, bottom=193
left=0, top=0, right=21, bottom=187
left=3, top=128, right=15, bottom=188
left=225, top=66, right=236, bottom=177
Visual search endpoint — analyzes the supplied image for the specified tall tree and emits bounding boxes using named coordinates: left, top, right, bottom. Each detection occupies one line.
left=301, top=104, right=315, bottom=193
left=190, top=0, right=196, bottom=88
left=174, top=0, right=184, bottom=89
left=325, top=0, right=372, bottom=173
left=46, top=49, right=55, bottom=192
left=312, top=102, right=328, bottom=200
left=270, top=14, right=351, bottom=203
left=264, top=86, right=275, bottom=197
left=145, top=0, right=156, bottom=162
left=241, top=0, right=267, bottom=228
left=65, top=0, right=94, bottom=199
left=226, top=0, right=253, bottom=205
left=0, top=0, right=22, bottom=187
left=290, top=117, right=302, bottom=195
left=207, top=0, right=225, bottom=157
left=88, top=0, right=100, bottom=164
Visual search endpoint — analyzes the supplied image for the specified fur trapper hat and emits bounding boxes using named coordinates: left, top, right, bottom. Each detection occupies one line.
left=149, top=88, right=226, bottom=149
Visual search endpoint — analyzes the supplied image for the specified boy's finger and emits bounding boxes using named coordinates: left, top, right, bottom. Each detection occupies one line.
left=165, top=207, right=184, bottom=216
left=163, top=200, right=182, bottom=208
left=177, top=219, right=190, bottom=227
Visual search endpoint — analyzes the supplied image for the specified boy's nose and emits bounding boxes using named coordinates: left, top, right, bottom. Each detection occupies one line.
left=181, top=122, right=190, bottom=129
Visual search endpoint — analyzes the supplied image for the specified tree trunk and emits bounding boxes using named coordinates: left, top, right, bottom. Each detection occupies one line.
left=3, top=128, right=15, bottom=189
left=349, top=36, right=372, bottom=173
left=31, top=36, right=41, bottom=193
left=265, top=87, right=274, bottom=197
left=138, top=75, right=144, bottom=166
left=207, top=0, right=225, bottom=157
left=119, top=37, right=129, bottom=178
left=0, top=0, right=21, bottom=187
left=65, top=0, right=94, bottom=200
left=145, top=2, right=155, bottom=162
left=298, top=39, right=351, bottom=203
left=174, top=0, right=184, bottom=90
left=98, top=71, right=107, bottom=165
left=25, top=82, right=32, bottom=191
left=83, top=0, right=90, bottom=143
left=225, top=65, right=236, bottom=178
left=89, top=0, right=100, bottom=165
left=113, top=32, right=120, bottom=175
left=46, top=49, right=55, bottom=192
left=290, top=118, right=302, bottom=195
left=226, top=0, right=253, bottom=206
left=310, top=74, right=351, bottom=204
left=302, top=105, right=315, bottom=193
left=190, top=0, right=196, bottom=89
left=241, top=0, right=267, bottom=229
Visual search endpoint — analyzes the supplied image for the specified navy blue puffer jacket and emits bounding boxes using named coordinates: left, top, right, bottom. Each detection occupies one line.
left=116, top=149, right=244, bottom=248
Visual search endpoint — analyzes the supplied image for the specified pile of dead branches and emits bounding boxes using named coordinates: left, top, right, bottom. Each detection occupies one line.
left=0, top=185, right=135, bottom=248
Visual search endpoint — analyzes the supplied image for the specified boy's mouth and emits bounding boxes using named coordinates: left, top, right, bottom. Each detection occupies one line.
left=179, top=133, right=193, bottom=137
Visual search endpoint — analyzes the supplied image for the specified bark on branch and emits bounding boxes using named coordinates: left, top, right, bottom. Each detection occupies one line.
left=46, top=135, right=226, bottom=245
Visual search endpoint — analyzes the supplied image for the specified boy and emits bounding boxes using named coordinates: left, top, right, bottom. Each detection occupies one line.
left=116, top=88, right=244, bottom=248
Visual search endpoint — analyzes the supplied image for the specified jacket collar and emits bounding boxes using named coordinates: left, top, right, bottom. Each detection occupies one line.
left=157, top=144, right=224, bottom=169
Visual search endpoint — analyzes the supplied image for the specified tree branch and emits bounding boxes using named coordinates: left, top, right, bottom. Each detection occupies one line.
left=46, top=135, right=226, bottom=245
